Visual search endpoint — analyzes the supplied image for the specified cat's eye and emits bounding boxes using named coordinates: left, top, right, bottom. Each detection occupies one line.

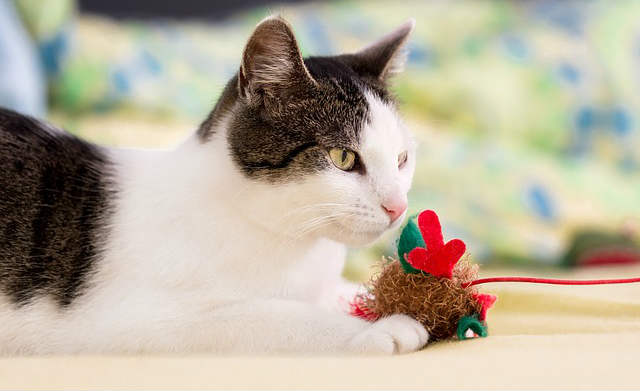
left=398, top=151, right=408, bottom=169
left=329, top=148, right=357, bottom=171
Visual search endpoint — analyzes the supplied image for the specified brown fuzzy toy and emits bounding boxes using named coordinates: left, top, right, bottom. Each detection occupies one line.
left=350, top=210, right=496, bottom=341
left=357, top=258, right=482, bottom=341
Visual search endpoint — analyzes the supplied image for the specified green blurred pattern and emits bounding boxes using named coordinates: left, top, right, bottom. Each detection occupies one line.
left=40, top=1, right=639, bottom=277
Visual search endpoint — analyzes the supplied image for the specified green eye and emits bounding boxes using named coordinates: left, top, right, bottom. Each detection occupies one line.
left=329, top=148, right=357, bottom=171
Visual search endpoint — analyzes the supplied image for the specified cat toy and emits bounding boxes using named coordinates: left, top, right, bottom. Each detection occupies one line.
left=350, top=210, right=640, bottom=342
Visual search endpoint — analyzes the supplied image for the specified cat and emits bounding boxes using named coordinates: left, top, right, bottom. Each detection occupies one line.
left=0, top=16, right=427, bottom=354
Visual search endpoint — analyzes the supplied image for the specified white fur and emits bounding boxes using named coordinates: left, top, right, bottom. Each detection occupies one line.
left=0, top=93, right=423, bottom=355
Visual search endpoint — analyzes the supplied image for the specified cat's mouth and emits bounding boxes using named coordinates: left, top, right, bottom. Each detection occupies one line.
left=331, top=220, right=391, bottom=245
left=329, top=208, right=407, bottom=245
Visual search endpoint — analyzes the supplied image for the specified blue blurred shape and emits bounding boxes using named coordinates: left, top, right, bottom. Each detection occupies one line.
left=140, top=50, right=162, bottom=75
left=533, top=1, right=584, bottom=35
left=557, top=62, right=580, bottom=84
left=111, top=69, right=130, bottom=94
left=575, top=105, right=595, bottom=131
left=303, top=15, right=333, bottom=55
left=611, top=107, right=632, bottom=137
left=526, top=184, right=556, bottom=221
left=408, top=43, right=434, bottom=66
left=0, top=0, right=45, bottom=117
left=502, top=34, right=529, bottom=61
left=39, top=29, right=69, bottom=76
left=619, top=155, right=638, bottom=173
left=570, top=105, right=596, bottom=155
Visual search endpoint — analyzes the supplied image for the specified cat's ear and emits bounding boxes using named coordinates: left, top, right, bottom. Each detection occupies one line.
left=238, top=16, right=316, bottom=102
left=345, top=19, right=415, bottom=81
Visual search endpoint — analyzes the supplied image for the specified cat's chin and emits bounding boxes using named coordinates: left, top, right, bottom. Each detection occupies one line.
left=323, top=223, right=389, bottom=247
left=323, top=212, right=407, bottom=246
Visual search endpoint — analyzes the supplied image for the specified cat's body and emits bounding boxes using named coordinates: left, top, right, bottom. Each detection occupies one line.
left=0, top=17, right=428, bottom=354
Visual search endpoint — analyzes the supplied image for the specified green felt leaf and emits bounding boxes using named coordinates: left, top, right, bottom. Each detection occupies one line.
left=456, top=314, right=488, bottom=340
left=397, top=216, right=425, bottom=274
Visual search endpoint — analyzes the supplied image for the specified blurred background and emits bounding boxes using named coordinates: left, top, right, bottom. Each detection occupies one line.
left=1, top=0, right=638, bottom=280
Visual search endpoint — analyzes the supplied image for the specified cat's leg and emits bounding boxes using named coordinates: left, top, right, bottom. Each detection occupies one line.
left=307, top=241, right=366, bottom=312
left=317, top=278, right=366, bottom=313
left=155, top=299, right=428, bottom=355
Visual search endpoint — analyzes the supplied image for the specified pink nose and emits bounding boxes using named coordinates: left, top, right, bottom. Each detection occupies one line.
left=382, top=198, right=408, bottom=223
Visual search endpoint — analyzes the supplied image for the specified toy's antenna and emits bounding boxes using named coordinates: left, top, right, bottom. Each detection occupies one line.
left=463, top=276, right=640, bottom=288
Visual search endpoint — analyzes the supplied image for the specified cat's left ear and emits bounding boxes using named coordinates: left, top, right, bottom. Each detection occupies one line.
left=344, top=19, right=415, bottom=81
left=238, top=16, right=316, bottom=103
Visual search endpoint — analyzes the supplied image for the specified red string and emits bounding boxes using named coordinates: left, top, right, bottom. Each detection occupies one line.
left=463, top=276, right=640, bottom=288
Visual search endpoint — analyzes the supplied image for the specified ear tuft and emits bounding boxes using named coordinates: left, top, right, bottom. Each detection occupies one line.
left=238, top=15, right=315, bottom=101
left=345, top=19, right=415, bottom=80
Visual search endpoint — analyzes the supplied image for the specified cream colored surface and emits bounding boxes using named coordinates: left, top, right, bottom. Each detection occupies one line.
left=2, top=264, right=640, bottom=389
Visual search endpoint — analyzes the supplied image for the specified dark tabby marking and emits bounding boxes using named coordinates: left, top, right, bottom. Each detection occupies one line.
left=226, top=57, right=372, bottom=181
left=0, top=108, right=113, bottom=307
left=198, top=17, right=410, bottom=182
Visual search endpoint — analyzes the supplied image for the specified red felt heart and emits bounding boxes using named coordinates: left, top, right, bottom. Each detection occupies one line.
left=406, top=247, right=430, bottom=271
left=407, top=239, right=466, bottom=278
left=406, top=211, right=467, bottom=278
left=431, top=239, right=466, bottom=278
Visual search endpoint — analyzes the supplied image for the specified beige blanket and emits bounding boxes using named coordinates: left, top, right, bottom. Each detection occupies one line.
left=2, top=265, right=639, bottom=389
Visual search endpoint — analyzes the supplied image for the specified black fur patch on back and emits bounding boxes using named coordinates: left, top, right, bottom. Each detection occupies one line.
left=0, top=108, right=114, bottom=307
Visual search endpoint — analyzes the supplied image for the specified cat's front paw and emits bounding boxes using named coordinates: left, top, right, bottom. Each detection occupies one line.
left=347, top=314, right=429, bottom=354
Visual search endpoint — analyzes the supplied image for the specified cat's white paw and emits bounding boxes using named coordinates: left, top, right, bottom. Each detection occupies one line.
left=347, top=314, right=429, bottom=354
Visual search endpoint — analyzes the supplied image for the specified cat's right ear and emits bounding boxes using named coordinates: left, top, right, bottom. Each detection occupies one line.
left=344, top=19, right=415, bottom=81
left=238, top=16, right=316, bottom=104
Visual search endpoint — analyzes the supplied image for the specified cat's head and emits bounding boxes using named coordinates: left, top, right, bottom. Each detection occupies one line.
left=200, top=16, right=416, bottom=246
